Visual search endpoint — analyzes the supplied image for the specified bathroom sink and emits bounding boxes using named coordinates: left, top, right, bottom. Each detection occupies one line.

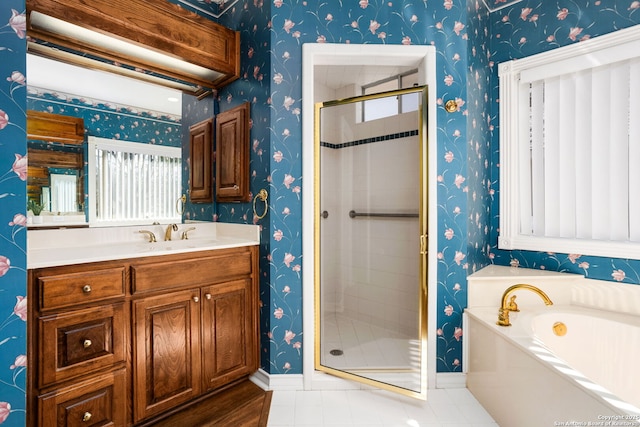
left=135, top=238, right=219, bottom=253
left=28, top=222, right=260, bottom=269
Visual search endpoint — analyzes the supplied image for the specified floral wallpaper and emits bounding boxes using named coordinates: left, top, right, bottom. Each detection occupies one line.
left=1, top=2, right=639, bottom=422
left=27, top=88, right=181, bottom=145
left=214, top=0, right=473, bottom=374
left=488, top=2, right=640, bottom=284
left=0, top=2, right=27, bottom=425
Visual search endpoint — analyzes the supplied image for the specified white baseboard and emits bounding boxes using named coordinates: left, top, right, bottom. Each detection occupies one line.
left=251, top=369, right=304, bottom=391
left=436, top=372, right=467, bottom=388
left=252, top=370, right=466, bottom=391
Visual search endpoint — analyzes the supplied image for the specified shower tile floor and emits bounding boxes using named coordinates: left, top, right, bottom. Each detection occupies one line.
left=320, top=312, right=416, bottom=369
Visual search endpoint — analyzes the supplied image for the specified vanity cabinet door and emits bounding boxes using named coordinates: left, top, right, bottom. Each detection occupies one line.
left=132, top=289, right=202, bottom=422
left=215, top=102, right=250, bottom=202
left=189, top=118, right=213, bottom=203
left=201, top=278, right=258, bottom=391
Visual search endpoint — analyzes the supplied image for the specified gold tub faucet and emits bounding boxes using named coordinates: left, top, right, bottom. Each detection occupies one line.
left=497, top=284, right=553, bottom=327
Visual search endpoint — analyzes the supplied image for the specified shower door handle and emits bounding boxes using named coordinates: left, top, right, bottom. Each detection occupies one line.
left=420, top=234, right=428, bottom=255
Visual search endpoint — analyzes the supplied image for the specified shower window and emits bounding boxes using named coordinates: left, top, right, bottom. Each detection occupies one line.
left=362, top=70, right=419, bottom=122
left=499, top=25, right=640, bottom=260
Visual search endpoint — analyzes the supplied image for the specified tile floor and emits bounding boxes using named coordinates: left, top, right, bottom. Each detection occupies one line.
left=266, top=387, right=499, bottom=427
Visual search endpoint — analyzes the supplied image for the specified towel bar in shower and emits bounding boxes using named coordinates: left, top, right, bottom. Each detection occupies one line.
left=348, top=210, right=419, bottom=218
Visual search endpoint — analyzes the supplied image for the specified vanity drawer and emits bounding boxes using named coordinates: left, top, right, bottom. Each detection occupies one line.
left=36, top=266, right=125, bottom=311
left=38, top=368, right=126, bottom=427
left=131, top=248, right=254, bottom=294
left=38, top=303, right=126, bottom=388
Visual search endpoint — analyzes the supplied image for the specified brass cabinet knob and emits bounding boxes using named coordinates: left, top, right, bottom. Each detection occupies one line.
left=205, top=293, right=212, bottom=300
left=83, top=339, right=92, bottom=349
left=193, top=296, right=199, bottom=303
left=82, top=412, right=92, bottom=422
left=82, top=285, right=92, bottom=293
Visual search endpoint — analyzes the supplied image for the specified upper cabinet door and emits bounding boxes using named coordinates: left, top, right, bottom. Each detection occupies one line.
left=189, top=118, right=213, bottom=203
left=215, top=103, right=250, bottom=202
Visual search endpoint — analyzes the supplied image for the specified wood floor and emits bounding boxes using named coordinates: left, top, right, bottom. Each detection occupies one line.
left=139, top=379, right=273, bottom=427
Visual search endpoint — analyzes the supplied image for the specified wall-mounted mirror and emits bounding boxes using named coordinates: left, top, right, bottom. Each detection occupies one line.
left=27, top=54, right=184, bottom=228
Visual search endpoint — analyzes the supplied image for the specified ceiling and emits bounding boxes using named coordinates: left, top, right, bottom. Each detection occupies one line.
left=315, top=64, right=413, bottom=90
left=27, top=54, right=183, bottom=116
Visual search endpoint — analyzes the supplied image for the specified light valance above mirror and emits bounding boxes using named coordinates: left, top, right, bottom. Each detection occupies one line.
left=26, top=0, right=240, bottom=95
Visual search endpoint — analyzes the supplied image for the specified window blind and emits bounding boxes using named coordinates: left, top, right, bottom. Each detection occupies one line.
left=522, top=58, right=638, bottom=242
left=499, top=24, right=640, bottom=259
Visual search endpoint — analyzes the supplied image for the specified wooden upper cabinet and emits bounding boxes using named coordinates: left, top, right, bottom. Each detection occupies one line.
left=189, top=118, right=213, bottom=203
left=216, top=103, right=250, bottom=202
left=26, top=0, right=240, bottom=93
left=27, top=110, right=84, bottom=144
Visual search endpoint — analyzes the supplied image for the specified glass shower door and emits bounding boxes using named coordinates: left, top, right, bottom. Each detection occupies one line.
left=314, top=86, right=429, bottom=399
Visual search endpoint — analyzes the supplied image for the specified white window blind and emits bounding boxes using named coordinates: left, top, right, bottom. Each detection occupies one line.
left=499, top=25, right=640, bottom=259
left=88, top=136, right=182, bottom=226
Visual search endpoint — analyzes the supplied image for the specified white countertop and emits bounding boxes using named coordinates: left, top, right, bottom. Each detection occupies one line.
left=28, top=222, right=260, bottom=269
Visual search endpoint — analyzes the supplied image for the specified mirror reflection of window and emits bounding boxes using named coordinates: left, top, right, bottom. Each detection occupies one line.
left=50, top=173, right=78, bottom=212
left=88, top=137, right=182, bottom=226
left=362, top=70, right=419, bottom=122
left=41, top=187, right=50, bottom=211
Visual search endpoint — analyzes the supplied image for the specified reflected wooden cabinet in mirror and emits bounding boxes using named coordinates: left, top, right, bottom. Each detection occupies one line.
left=27, top=110, right=84, bottom=143
left=27, top=110, right=84, bottom=213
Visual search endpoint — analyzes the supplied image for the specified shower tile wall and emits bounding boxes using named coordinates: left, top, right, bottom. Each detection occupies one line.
left=320, top=106, right=420, bottom=337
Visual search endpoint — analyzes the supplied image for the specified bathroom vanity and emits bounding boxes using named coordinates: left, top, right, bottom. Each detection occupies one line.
left=27, top=223, right=260, bottom=426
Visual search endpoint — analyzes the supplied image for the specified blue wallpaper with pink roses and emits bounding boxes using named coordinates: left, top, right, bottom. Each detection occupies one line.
left=3, top=1, right=640, bottom=422
left=211, top=0, right=640, bottom=378
left=217, top=0, right=475, bottom=374
left=0, top=2, right=27, bottom=425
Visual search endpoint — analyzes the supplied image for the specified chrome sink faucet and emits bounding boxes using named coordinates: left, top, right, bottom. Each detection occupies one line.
left=165, top=224, right=178, bottom=241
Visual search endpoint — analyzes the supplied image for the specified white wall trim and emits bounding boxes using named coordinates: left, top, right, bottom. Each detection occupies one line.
left=436, top=373, right=467, bottom=389
left=301, top=42, right=439, bottom=393
left=251, top=369, right=304, bottom=391
left=253, top=370, right=468, bottom=391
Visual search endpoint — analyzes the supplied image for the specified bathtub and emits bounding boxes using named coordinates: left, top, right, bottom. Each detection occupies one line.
left=466, top=304, right=640, bottom=427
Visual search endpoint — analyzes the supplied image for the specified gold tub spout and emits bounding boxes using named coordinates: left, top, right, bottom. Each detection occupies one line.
left=497, top=284, right=553, bottom=327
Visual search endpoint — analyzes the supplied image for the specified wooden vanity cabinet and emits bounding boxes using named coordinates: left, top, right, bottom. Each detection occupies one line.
left=28, top=262, right=128, bottom=427
left=28, top=244, right=260, bottom=427
left=130, top=245, right=260, bottom=424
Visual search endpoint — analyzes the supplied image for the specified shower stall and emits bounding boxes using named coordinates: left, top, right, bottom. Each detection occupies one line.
left=314, top=86, right=429, bottom=398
